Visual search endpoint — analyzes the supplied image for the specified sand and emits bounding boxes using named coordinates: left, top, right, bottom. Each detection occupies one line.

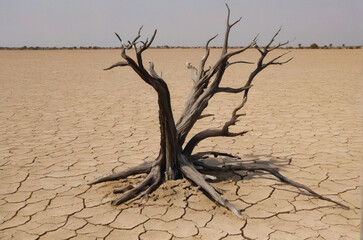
left=0, top=48, right=362, bottom=239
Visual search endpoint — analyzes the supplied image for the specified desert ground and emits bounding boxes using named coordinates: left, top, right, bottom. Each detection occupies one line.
left=0, top=48, right=362, bottom=239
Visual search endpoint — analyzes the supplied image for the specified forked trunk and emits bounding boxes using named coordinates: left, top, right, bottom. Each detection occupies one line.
left=156, top=87, right=181, bottom=180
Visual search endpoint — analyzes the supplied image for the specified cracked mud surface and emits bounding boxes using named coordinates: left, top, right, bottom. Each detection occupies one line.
left=0, top=49, right=362, bottom=239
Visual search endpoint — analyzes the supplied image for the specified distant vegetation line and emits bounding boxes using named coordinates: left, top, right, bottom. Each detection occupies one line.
left=0, top=43, right=361, bottom=50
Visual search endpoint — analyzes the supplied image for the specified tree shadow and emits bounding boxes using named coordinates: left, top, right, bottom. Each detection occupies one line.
left=192, top=151, right=349, bottom=211
left=194, top=152, right=293, bottom=182
left=188, top=152, right=317, bottom=208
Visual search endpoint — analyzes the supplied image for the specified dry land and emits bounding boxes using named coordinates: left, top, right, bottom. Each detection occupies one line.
left=0, top=49, right=362, bottom=239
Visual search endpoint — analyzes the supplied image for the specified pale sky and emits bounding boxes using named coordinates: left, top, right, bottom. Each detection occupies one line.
left=0, top=0, right=362, bottom=48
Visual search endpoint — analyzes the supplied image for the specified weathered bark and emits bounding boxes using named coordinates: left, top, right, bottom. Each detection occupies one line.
left=90, top=5, right=349, bottom=217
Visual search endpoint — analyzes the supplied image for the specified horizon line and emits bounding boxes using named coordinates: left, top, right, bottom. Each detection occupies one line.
left=0, top=44, right=362, bottom=50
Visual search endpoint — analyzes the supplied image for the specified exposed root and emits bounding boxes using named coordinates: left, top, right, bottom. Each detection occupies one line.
left=88, top=156, right=164, bottom=206
left=90, top=154, right=243, bottom=217
left=111, top=173, right=153, bottom=205
left=89, top=153, right=349, bottom=217
left=179, top=155, right=242, bottom=217
left=195, top=159, right=350, bottom=210
left=111, top=164, right=163, bottom=205
left=113, top=185, right=134, bottom=194
left=139, top=165, right=163, bottom=199
left=89, top=161, right=153, bottom=185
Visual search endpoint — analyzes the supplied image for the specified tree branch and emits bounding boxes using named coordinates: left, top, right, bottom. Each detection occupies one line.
left=183, top=28, right=291, bottom=156
left=184, top=95, right=249, bottom=156
left=104, top=61, right=128, bottom=70
left=222, top=4, right=242, bottom=56
left=224, top=36, right=257, bottom=60
left=262, top=52, right=293, bottom=69
left=197, top=34, right=218, bottom=81
left=216, top=85, right=252, bottom=94
left=226, top=60, right=254, bottom=68
left=265, top=27, right=281, bottom=50
left=176, top=10, right=261, bottom=146
left=139, top=29, right=157, bottom=54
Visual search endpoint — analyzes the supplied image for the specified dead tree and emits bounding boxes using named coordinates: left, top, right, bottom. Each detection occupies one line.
left=90, top=5, right=349, bottom=217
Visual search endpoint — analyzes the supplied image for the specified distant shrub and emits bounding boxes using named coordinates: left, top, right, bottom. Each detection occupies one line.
left=310, top=43, right=319, bottom=49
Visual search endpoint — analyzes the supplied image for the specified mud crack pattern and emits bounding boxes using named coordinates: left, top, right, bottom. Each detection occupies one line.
left=0, top=49, right=361, bottom=239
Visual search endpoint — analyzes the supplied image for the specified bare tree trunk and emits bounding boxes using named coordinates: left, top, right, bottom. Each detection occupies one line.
left=90, top=5, right=348, bottom=217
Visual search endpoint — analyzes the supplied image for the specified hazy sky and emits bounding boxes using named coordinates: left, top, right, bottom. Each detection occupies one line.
left=0, top=0, right=362, bottom=47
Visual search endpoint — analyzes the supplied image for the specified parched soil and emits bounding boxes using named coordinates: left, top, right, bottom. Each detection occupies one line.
left=0, top=49, right=362, bottom=239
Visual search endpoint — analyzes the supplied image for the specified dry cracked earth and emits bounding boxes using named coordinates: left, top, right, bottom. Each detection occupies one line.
left=0, top=49, right=362, bottom=239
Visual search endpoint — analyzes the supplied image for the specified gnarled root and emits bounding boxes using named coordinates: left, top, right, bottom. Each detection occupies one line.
left=111, top=164, right=163, bottom=205
left=90, top=154, right=244, bottom=217
left=179, top=154, right=242, bottom=217
left=89, top=158, right=163, bottom=206
left=89, top=153, right=349, bottom=217
left=89, top=161, right=153, bottom=185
